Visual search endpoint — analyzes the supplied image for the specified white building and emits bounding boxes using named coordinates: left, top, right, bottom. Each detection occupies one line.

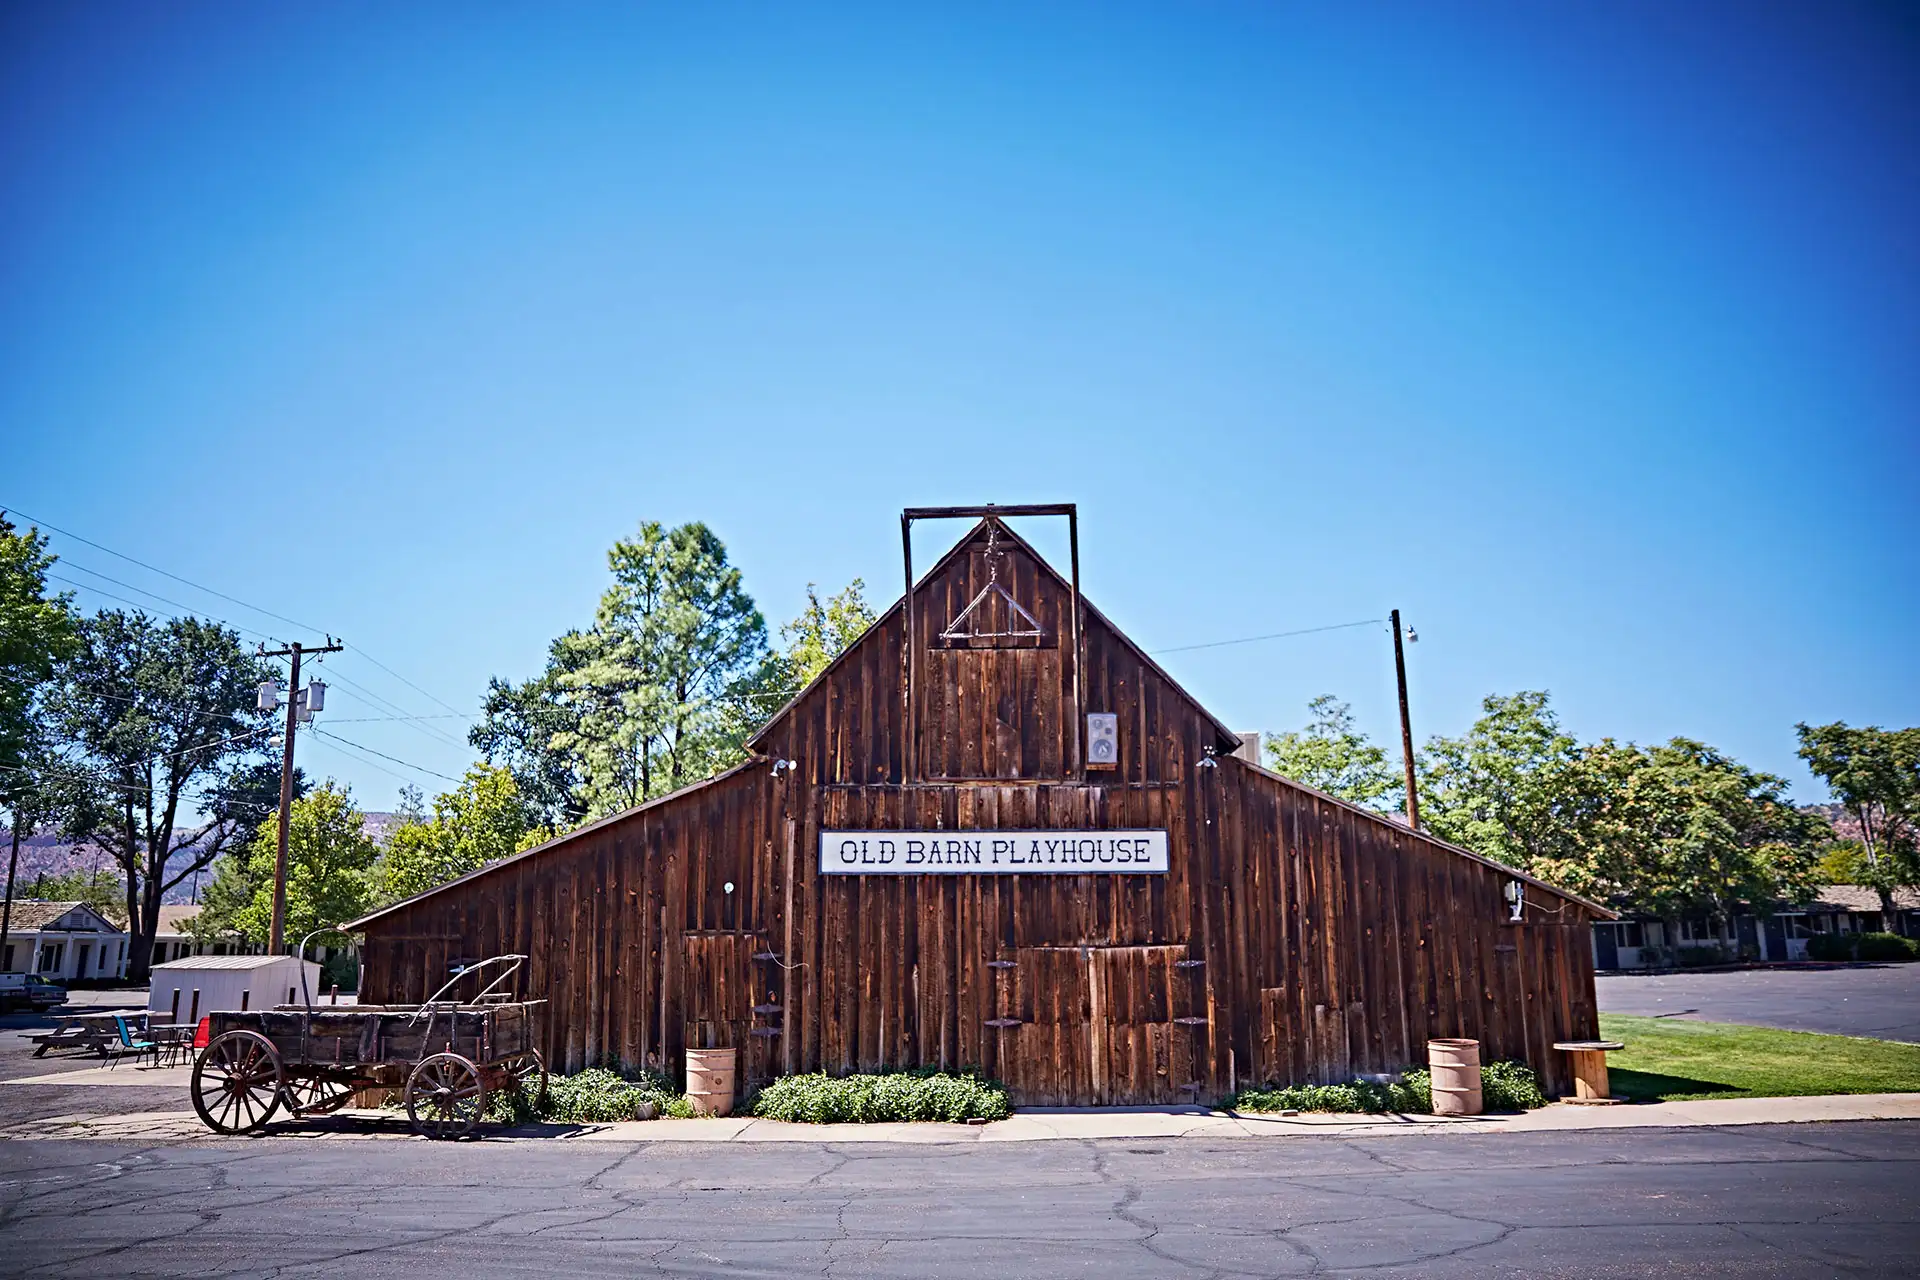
left=0, top=901, right=127, bottom=981
left=148, top=954, right=323, bottom=1025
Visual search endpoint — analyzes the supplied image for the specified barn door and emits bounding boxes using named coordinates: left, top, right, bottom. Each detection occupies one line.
left=1088, top=946, right=1205, bottom=1105
left=682, top=932, right=777, bottom=1088
left=1001, top=945, right=1207, bottom=1106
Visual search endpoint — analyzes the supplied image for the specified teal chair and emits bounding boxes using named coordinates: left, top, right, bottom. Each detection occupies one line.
left=107, top=1015, right=156, bottom=1069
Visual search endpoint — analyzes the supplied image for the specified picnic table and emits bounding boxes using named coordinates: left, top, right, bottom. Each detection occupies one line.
left=30, top=1010, right=150, bottom=1058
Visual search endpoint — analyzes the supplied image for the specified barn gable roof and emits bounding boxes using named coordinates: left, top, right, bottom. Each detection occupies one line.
left=746, top=514, right=1244, bottom=756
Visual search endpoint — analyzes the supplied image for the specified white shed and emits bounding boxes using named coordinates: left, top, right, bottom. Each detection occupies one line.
left=149, top=955, right=323, bottom=1025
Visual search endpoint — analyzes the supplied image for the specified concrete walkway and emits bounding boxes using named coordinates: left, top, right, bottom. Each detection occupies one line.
left=4, top=1091, right=1917, bottom=1143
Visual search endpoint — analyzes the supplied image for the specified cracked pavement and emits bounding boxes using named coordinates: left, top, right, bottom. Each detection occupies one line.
left=1, top=1121, right=1915, bottom=1277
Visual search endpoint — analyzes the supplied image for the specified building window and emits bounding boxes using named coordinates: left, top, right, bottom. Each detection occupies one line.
left=38, top=943, right=64, bottom=973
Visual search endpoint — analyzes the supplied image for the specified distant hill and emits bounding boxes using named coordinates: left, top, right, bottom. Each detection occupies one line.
left=3, top=810, right=408, bottom=905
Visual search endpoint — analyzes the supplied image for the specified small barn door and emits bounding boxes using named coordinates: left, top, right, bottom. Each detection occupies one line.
left=682, top=932, right=777, bottom=1089
left=1088, top=946, right=1205, bottom=1105
left=1002, top=945, right=1207, bottom=1106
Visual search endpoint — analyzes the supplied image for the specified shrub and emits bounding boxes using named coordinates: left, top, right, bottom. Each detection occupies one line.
left=321, top=952, right=359, bottom=992
left=488, top=1065, right=691, bottom=1125
left=1674, top=944, right=1733, bottom=968
left=1478, top=1060, right=1547, bottom=1111
left=1805, top=932, right=1917, bottom=963
left=1225, top=1060, right=1544, bottom=1115
left=749, top=1068, right=1013, bottom=1123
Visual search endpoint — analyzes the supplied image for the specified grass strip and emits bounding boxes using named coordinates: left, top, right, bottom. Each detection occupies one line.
left=1599, top=1012, right=1920, bottom=1102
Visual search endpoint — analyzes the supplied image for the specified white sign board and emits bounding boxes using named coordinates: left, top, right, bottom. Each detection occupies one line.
left=819, top=830, right=1168, bottom=875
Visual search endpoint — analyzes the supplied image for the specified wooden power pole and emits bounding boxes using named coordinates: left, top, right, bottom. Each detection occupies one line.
left=258, top=640, right=341, bottom=953
left=1390, top=609, right=1420, bottom=831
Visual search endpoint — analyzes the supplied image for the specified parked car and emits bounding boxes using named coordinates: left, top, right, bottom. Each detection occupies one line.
left=0, top=973, right=68, bottom=1013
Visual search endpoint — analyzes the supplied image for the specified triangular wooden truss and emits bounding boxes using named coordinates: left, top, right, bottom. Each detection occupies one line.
left=939, top=578, right=1046, bottom=642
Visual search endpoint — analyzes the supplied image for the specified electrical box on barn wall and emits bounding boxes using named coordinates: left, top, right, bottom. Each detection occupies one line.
left=1087, top=713, right=1118, bottom=769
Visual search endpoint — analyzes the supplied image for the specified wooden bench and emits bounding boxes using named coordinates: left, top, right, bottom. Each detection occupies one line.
left=1553, top=1040, right=1627, bottom=1105
left=30, top=1011, right=147, bottom=1058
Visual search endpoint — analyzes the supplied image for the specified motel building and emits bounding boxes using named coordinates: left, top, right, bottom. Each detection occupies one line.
left=0, top=901, right=128, bottom=982
left=352, top=507, right=1609, bottom=1105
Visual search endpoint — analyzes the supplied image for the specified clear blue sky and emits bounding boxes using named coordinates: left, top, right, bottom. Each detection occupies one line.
left=3, top=2, right=1915, bottom=810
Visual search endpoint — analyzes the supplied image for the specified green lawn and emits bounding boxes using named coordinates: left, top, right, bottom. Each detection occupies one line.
left=1598, top=1013, right=1920, bottom=1102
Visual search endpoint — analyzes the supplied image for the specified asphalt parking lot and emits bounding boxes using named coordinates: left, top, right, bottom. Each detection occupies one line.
left=1597, top=964, right=1920, bottom=1042
left=3, top=1121, right=1917, bottom=1278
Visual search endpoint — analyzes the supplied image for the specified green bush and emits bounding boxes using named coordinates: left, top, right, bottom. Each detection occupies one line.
left=749, top=1068, right=1013, bottom=1123
left=1225, top=1060, right=1545, bottom=1115
left=1674, top=944, right=1734, bottom=968
left=1856, top=932, right=1919, bottom=963
left=1479, top=1060, right=1547, bottom=1110
left=1807, top=932, right=1919, bottom=963
left=487, top=1065, right=692, bottom=1125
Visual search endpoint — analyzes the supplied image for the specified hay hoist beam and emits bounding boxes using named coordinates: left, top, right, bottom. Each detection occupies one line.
left=902, top=503, right=1082, bottom=784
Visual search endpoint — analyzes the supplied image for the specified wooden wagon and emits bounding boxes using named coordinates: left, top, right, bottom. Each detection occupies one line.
left=189, top=955, right=546, bottom=1139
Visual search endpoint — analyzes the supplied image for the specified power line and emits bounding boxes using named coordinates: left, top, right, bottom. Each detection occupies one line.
left=11, top=503, right=465, bottom=730
left=4, top=504, right=324, bottom=634
left=1152, top=618, right=1384, bottom=655
left=307, top=727, right=464, bottom=783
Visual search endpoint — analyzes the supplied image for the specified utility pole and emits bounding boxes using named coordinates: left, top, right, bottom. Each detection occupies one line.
left=257, top=640, right=342, bottom=953
left=1390, top=609, right=1420, bottom=831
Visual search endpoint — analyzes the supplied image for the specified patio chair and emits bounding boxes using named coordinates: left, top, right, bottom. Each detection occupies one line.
left=106, top=1015, right=157, bottom=1070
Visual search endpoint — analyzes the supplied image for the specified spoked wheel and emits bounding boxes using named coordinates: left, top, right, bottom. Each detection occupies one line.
left=191, top=1031, right=285, bottom=1135
left=406, top=1052, right=487, bottom=1139
left=284, top=1072, right=361, bottom=1118
left=500, top=1049, right=548, bottom=1110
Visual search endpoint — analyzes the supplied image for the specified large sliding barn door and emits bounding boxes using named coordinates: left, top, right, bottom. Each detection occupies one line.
left=1001, top=945, right=1207, bottom=1106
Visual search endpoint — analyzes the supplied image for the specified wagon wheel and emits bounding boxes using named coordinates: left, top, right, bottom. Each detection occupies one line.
left=500, top=1049, right=548, bottom=1109
left=406, top=1053, right=487, bottom=1139
left=191, top=1031, right=285, bottom=1135
left=284, top=1072, right=361, bottom=1118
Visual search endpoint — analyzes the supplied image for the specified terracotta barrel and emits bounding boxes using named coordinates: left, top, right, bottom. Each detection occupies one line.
left=685, top=1047, right=738, bottom=1117
left=1427, top=1038, right=1483, bottom=1116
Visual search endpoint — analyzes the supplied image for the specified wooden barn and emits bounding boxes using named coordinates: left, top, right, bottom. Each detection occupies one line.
left=351, top=505, right=1608, bottom=1104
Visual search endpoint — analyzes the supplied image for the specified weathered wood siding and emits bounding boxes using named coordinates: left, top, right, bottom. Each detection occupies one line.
left=360, top=519, right=1601, bottom=1102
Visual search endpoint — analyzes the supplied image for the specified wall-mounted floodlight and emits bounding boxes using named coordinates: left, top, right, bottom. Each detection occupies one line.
left=1503, top=879, right=1524, bottom=922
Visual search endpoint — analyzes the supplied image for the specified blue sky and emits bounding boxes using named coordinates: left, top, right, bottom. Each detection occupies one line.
left=3, top=2, right=1915, bottom=810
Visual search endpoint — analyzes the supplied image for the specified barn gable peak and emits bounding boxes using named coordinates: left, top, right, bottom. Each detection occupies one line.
left=747, top=512, right=1243, bottom=776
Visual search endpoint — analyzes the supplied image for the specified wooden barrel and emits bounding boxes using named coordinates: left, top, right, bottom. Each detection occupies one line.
left=685, top=1048, right=738, bottom=1117
left=1427, top=1038, right=1482, bottom=1116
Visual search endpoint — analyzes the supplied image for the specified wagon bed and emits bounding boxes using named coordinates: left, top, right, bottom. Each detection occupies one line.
left=190, top=955, right=546, bottom=1138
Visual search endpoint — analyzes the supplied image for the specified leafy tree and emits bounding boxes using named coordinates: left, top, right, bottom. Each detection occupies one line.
left=1530, top=738, right=1825, bottom=924
left=0, top=514, right=78, bottom=962
left=1422, top=692, right=1824, bottom=923
left=1264, top=695, right=1398, bottom=811
left=1419, top=691, right=1580, bottom=867
left=1796, top=721, right=1920, bottom=921
left=552, top=521, right=772, bottom=815
left=20, top=867, right=127, bottom=922
left=374, top=764, right=544, bottom=903
left=470, top=652, right=590, bottom=830
left=780, top=579, right=875, bottom=688
left=48, top=610, right=283, bottom=980
left=0, top=514, right=77, bottom=785
left=221, top=782, right=378, bottom=949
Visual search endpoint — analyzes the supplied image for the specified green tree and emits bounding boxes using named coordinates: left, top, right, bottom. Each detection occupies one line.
left=1796, top=721, right=1920, bottom=921
left=49, top=610, right=283, bottom=980
left=21, top=866, right=127, bottom=922
left=0, top=514, right=79, bottom=964
left=1419, top=691, right=1579, bottom=867
left=552, top=521, right=772, bottom=815
left=1264, top=695, right=1398, bottom=810
left=1533, top=738, right=1826, bottom=925
left=220, top=782, right=378, bottom=949
left=780, top=579, right=876, bottom=688
left=374, top=764, right=543, bottom=903
left=470, top=650, right=590, bottom=830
